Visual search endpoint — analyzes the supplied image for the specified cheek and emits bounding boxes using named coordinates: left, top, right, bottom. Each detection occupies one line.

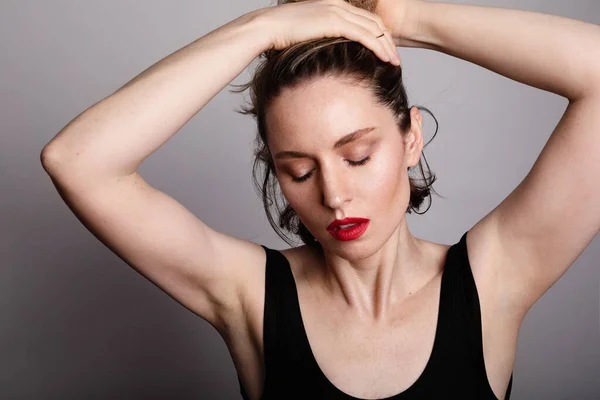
left=278, top=181, right=309, bottom=216
left=369, top=153, right=407, bottom=203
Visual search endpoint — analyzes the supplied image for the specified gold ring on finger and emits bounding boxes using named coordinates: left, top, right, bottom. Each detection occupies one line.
left=376, top=29, right=388, bottom=38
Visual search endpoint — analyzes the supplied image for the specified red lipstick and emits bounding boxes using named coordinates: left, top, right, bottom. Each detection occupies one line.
left=326, top=217, right=370, bottom=241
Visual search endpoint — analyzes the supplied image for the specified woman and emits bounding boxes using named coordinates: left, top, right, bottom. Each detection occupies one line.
left=40, top=0, right=600, bottom=398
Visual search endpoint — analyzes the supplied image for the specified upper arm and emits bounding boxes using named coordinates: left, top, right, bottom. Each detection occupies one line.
left=472, top=95, right=600, bottom=316
left=42, top=161, right=266, bottom=332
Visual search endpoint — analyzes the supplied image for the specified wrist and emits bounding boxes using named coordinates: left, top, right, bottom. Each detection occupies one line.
left=228, top=8, right=274, bottom=54
left=242, top=7, right=282, bottom=53
left=391, top=1, right=437, bottom=49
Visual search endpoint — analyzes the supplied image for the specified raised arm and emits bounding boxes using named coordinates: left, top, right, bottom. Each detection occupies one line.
left=39, top=0, right=399, bottom=342
left=381, top=0, right=600, bottom=313
left=39, top=11, right=274, bottom=332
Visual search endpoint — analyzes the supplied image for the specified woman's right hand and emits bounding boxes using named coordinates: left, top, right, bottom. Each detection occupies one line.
left=255, top=0, right=401, bottom=65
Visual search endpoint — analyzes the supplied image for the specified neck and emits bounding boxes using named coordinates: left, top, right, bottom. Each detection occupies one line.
left=316, top=220, right=430, bottom=325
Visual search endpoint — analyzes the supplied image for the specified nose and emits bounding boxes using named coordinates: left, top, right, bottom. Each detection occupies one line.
left=320, top=163, right=351, bottom=211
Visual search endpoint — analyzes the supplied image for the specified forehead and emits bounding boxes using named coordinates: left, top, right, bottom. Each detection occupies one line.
left=265, top=77, right=392, bottom=151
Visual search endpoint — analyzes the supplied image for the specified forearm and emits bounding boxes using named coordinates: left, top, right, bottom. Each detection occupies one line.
left=42, top=10, right=268, bottom=180
left=406, top=1, right=600, bottom=101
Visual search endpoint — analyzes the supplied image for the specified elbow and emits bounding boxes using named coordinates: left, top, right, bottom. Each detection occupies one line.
left=40, top=143, right=61, bottom=175
left=40, top=142, right=136, bottom=184
left=40, top=142, right=74, bottom=178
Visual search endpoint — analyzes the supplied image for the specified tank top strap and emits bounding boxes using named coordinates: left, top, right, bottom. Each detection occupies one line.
left=258, top=245, right=274, bottom=371
left=258, top=244, right=315, bottom=395
left=436, top=230, right=513, bottom=398
left=238, top=244, right=286, bottom=400
left=260, top=245, right=287, bottom=388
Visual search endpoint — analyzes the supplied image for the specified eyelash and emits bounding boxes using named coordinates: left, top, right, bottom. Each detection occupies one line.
left=291, top=156, right=372, bottom=183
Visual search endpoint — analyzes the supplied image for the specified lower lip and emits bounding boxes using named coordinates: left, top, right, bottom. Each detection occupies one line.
left=327, top=221, right=369, bottom=241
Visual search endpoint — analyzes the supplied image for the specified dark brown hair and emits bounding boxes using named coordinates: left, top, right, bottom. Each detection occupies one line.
left=229, top=4, right=440, bottom=249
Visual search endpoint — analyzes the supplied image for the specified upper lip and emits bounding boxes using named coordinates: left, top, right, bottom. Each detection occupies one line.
left=327, top=217, right=370, bottom=231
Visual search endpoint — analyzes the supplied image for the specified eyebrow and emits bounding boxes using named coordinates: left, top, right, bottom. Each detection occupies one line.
left=274, top=127, right=376, bottom=160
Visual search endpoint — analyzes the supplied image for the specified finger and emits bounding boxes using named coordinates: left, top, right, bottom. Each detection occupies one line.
left=333, top=2, right=400, bottom=65
left=337, top=11, right=396, bottom=63
left=336, top=10, right=398, bottom=64
left=336, top=18, right=391, bottom=63
left=383, top=30, right=401, bottom=65
left=379, top=29, right=400, bottom=65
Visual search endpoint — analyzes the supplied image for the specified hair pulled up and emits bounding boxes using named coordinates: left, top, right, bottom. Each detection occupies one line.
left=229, top=2, right=440, bottom=249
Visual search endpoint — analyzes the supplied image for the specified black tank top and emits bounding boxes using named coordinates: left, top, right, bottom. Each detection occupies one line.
left=238, top=231, right=513, bottom=399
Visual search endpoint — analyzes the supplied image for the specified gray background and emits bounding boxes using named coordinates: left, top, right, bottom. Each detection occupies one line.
left=1, top=0, right=599, bottom=399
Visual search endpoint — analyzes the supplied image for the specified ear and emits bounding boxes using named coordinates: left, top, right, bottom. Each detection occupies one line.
left=404, top=106, right=424, bottom=168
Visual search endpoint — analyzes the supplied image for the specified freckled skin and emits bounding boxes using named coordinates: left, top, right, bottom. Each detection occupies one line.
left=265, top=76, right=424, bottom=262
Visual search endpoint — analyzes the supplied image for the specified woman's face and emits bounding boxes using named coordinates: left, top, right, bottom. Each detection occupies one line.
left=266, top=77, right=422, bottom=254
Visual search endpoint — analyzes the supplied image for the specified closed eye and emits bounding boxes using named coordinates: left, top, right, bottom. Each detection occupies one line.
left=291, top=156, right=372, bottom=183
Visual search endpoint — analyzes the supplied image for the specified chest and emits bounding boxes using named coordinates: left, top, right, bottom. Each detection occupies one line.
left=226, top=249, right=519, bottom=400
left=295, top=272, right=444, bottom=398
